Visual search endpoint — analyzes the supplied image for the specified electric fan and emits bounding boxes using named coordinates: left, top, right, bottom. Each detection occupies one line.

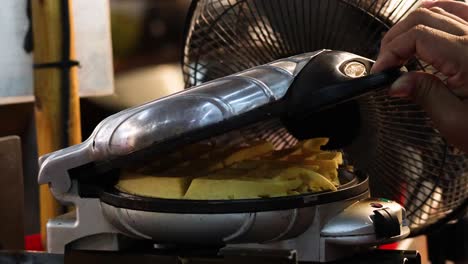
left=182, top=0, right=468, bottom=236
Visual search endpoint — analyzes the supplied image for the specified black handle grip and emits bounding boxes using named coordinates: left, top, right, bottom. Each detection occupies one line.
left=283, top=50, right=403, bottom=146
left=287, top=50, right=403, bottom=116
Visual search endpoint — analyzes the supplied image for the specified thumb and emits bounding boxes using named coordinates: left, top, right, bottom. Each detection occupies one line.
left=389, top=71, right=468, bottom=152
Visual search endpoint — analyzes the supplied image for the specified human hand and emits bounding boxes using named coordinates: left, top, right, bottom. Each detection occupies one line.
left=372, top=0, right=468, bottom=152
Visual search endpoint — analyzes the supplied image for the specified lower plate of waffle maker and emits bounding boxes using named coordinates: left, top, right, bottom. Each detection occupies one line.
left=96, top=174, right=371, bottom=246
left=91, top=171, right=408, bottom=259
left=92, top=170, right=366, bottom=214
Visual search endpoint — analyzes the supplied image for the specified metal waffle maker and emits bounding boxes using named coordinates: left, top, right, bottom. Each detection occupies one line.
left=38, top=50, right=409, bottom=263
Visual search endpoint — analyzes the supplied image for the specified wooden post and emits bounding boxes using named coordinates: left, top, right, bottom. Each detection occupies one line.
left=31, top=0, right=82, bottom=247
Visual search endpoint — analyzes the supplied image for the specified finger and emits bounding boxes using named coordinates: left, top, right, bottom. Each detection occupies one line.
left=428, top=6, right=468, bottom=26
left=422, top=0, right=468, bottom=22
left=382, top=7, right=467, bottom=48
left=389, top=71, right=468, bottom=152
left=372, top=25, right=463, bottom=77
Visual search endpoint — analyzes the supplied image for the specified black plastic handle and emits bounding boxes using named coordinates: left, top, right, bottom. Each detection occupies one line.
left=282, top=50, right=403, bottom=146
left=287, top=50, right=403, bottom=116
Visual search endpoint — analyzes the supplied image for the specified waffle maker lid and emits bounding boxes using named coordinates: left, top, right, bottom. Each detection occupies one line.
left=38, top=50, right=400, bottom=212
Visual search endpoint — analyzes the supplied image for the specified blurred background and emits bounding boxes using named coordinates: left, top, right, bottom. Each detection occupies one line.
left=0, top=0, right=191, bottom=236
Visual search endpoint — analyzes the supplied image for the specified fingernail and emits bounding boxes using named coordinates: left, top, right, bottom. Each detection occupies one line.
left=389, top=75, right=412, bottom=97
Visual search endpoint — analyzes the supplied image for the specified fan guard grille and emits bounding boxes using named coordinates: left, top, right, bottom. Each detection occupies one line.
left=182, top=0, right=468, bottom=235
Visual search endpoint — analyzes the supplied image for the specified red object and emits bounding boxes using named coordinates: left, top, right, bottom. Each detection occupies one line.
left=25, top=234, right=44, bottom=251
left=379, top=242, right=399, bottom=250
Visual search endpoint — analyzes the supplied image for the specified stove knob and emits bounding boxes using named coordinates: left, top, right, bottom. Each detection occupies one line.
left=373, top=208, right=401, bottom=238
